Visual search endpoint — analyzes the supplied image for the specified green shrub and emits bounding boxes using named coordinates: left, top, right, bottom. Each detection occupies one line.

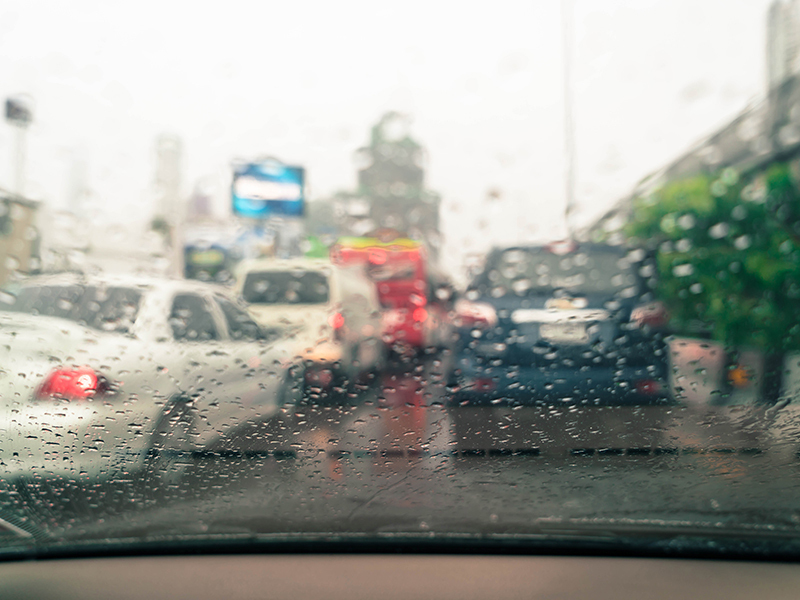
left=626, top=164, right=800, bottom=353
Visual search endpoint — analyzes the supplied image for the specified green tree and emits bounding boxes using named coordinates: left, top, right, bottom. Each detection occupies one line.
left=626, top=164, right=800, bottom=353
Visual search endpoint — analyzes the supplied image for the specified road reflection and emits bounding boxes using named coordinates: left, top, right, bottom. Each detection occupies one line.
left=5, top=355, right=800, bottom=543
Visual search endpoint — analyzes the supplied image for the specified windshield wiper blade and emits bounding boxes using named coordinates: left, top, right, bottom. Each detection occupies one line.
left=4, top=529, right=800, bottom=563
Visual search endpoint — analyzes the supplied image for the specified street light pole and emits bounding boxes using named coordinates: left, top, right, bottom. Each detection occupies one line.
left=13, top=125, right=26, bottom=196
left=562, top=0, right=576, bottom=238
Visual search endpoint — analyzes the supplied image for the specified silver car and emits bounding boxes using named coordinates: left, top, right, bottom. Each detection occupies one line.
left=0, top=274, right=302, bottom=482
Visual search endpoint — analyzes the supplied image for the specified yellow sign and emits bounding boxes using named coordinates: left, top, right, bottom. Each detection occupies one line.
left=188, top=249, right=224, bottom=266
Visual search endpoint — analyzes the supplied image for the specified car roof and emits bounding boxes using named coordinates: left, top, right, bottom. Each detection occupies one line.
left=8, top=272, right=234, bottom=297
left=490, top=242, right=630, bottom=255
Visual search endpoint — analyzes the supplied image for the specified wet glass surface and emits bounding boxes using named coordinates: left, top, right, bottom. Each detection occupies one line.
left=0, top=0, right=800, bottom=560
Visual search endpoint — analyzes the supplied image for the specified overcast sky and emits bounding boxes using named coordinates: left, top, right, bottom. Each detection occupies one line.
left=0, top=0, right=775, bottom=270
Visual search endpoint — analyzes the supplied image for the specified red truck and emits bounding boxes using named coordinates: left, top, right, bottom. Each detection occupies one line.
left=330, top=231, right=454, bottom=355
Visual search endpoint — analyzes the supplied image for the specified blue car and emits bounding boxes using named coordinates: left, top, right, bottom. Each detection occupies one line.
left=449, top=242, right=672, bottom=406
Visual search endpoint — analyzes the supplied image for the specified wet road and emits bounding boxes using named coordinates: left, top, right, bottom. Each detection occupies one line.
left=5, top=346, right=800, bottom=544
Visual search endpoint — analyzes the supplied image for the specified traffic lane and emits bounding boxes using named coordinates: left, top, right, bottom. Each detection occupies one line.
left=104, top=420, right=800, bottom=525
left=6, top=356, right=800, bottom=540
left=144, top=361, right=800, bottom=528
left=9, top=439, right=800, bottom=542
left=229, top=401, right=781, bottom=463
left=207, top=359, right=452, bottom=458
left=448, top=403, right=781, bottom=458
left=34, top=431, right=800, bottom=543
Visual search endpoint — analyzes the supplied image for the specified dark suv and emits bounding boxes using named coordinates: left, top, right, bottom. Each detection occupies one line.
left=449, top=242, right=671, bottom=406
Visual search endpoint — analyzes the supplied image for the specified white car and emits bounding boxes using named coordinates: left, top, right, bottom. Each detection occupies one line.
left=233, top=259, right=386, bottom=395
left=0, top=274, right=302, bottom=482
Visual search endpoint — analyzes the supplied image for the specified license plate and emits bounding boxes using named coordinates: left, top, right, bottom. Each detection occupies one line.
left=188, top=250, right=224, bottom=266
left=540, top=322, right=588, bottom=344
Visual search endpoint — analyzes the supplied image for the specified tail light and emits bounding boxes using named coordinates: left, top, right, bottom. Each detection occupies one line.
left=635, top=378, right=664, bottom=396
left=36, top=366, right=109, bottom=400
left=463, top=377, right=496, bottom=392
left=454, top=298, right=498, bottom=329
left=631, top=301, right=668, bottom=330
left=328, top=311, right=345, bottom=341
left=368, top=248, right=387, bottom=265
left=412, top=307, right=428, bottom=322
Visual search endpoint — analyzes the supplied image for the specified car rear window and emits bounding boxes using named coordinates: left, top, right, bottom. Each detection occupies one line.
left=366, top=260, right=419, bottom=282
left=5, top=285, right=143, bottom=333
left=478, top=248, right=641, bottom=297
left=242, top=271, right=330, bottom=304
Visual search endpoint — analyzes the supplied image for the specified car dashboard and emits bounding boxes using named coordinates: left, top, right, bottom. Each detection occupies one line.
left=2, top=554, right=799, bottom=600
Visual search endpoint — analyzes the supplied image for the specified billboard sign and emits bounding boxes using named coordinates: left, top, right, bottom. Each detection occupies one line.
left=232, top=159, right=304, bottom=219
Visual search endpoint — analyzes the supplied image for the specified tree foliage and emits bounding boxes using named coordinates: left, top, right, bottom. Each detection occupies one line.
left=626, top=164, right=800, bottom=352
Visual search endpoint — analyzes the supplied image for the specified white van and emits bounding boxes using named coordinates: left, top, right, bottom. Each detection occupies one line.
left=234, top=258, right=386, bottom=395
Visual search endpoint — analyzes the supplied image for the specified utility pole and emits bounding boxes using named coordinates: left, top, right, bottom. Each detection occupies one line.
left=562, top=0, right=576, bottom=238
left=155, top=134, right=184, bottom=278
left=5, top=95, right=33, bottom=197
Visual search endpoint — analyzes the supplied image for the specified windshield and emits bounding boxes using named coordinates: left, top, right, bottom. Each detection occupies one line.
left=242, top=271, right=330, bottom=304
left=2, top=0, right=800, bottom=565
left=366, top=260, right=419, bottom=282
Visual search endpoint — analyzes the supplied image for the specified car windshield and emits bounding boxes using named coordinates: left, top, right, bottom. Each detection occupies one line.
left=366, top=260, right=419, bottom=282
left=242, top=271, right=330, bottom=304
left=3, top=0, right=800, bottom=567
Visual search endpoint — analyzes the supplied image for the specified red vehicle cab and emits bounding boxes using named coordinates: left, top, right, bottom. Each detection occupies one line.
left=331, top=232, right=453, bottom=354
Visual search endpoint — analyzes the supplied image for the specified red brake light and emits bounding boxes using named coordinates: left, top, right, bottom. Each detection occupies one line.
left=328, top=312, right=345, bottom=330
left=635, top=378, right=664, bottom=396
left=368, top=248, right=387, bottom=265
left=454, top=299, right=498, bottom=329
left=412, top=307, right=428, bottom=322
left=36, top=367, right=107, bottom=400
left=631, top=301, right=668, bottom=329
left=471, top=378, right=496, bottom=392
left=328, top=312, right=346, bottom=342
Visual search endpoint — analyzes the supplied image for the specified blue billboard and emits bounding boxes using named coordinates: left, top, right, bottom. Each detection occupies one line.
left=231, top=159, right=305, bottom=219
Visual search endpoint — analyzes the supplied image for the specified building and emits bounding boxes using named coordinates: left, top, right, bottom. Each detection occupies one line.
left=66, top=155, right=89, bottom=216
left=768, top=0, right=800, bottom=91
left=153, top=134, right=184, bottom=277
left=0, top=189, right=40, bottom=285
left=154, top=134, right=183, bottom=221
left=590, top=2, right=800, bottom=237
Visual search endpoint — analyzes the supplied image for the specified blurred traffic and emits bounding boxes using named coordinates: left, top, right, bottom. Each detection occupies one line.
left=3, top=1, right=800, bottom=555
left=0, top=107, right=794, bottom=489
